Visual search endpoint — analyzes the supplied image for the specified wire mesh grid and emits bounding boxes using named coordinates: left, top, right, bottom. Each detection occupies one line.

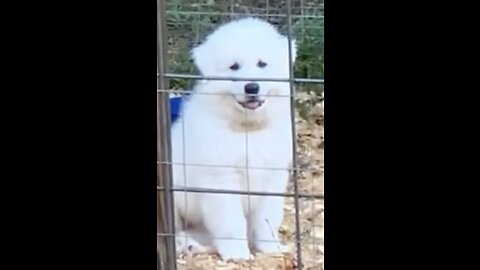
left=158, top=0, right=324, bottom=269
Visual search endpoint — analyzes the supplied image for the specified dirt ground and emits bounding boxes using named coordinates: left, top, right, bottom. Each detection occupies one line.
left=175, top=93, right=324, bottom=270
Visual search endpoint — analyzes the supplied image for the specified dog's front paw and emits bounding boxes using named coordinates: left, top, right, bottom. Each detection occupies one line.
left=255, top=241, right=290, bottom=254
left=176, top=233, right=211, bottom=256
left=216, top=242, right=253, bottom=261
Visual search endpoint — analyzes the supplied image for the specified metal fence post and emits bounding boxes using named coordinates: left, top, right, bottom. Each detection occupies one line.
left=157, top=0, right=177, bottom=269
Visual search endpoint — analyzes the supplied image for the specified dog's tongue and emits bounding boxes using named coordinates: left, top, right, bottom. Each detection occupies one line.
left=244, top=101, right=260, bottom=109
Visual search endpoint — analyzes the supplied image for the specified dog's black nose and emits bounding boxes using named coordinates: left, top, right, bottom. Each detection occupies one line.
left=244, top=83, right=260, bottom=95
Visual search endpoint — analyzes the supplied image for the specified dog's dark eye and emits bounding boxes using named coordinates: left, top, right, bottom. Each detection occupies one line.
left=257, top=60, right=267, bottom=68
left=230, top=63, right=240, bottom=71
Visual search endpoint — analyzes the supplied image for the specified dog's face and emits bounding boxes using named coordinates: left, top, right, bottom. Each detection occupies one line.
left=192, top=18, right=296, bottom=113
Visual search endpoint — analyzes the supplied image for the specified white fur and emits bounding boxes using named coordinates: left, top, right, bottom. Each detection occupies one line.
left=171, top=17, right=296, bottom=260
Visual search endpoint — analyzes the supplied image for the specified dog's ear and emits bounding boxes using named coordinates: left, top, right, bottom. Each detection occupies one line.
left=282, top=37, right=297, bottom=66
left=191, top=43, right=210, bottom=76
left=289, top=39, right=297, bottom=64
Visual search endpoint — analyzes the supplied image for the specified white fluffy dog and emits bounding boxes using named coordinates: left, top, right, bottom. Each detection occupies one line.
left=170, top=17, right=296, bottom=260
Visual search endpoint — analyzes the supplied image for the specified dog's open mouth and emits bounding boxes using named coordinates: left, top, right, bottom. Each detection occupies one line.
left=238, top=96, right=265, bottom=110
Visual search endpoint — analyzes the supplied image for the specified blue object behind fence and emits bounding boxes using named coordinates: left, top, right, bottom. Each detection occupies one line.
left=170, top=96, right=182, bottom=123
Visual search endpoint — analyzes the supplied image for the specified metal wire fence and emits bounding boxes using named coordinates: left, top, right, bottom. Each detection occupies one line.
left=158, top=0, right=324, bottom=269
